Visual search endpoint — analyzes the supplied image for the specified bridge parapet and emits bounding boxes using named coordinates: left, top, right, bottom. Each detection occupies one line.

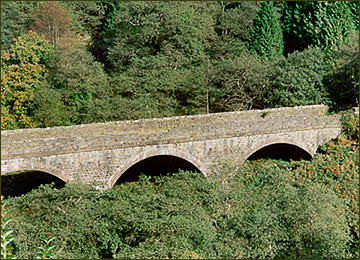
left=1, top=105, right=328, bottom=139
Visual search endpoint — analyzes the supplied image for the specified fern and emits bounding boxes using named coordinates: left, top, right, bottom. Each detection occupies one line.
left=1, top=200, right=15, bottom=259
left=36, top=237, right=56, bottom=259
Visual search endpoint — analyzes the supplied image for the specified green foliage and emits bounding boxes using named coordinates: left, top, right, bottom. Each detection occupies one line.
left=1, top=1, right=357, bottom=127
left=297, top=112, right=359, bottom=239
left=249, top=2, right=284, bottom=59
left=278, top=111, right=359, bottom=257
left=108, top=57, right=211, bottom=120
left=266, top=46, right=330, bottom=107
left=1, top=200, right=15, bottom=259
left=1, top=31, right=54, bottom=130
left=0, top=1, right=39, bottom=51
left=61, top=1, right=105, bottom=38
left=311, top=1, right=355, bottom=54
left=211, top=1, right=258, bottom=60
left=346, top=1, right=359, bottom=28
left=106, top=2, right=215, bottom=71
left=89, top=1, right=122, bottom=64
left=209, top=160, right=351, bottom=259
left=107, top=172, right=222, bottom=259
left=282, top=1, right=355, bottom=55
left=35, top=237, right=56, bottom=259
left=4, top=183, right=104, bottom=259
left=32, top=86, right=71, bottom=127
left=210, top=53, right=272, bottom=111
left=2, top=4, right=359, bottom=257
left=33, top=45, right=111, bottom=127
left=325, top=32, right=359, bottom=112
left=98, top=2, right=217, bottom=120
left=5, top=164, right=354, bottom=259
left=214, top=1, right=258, bottom=41
left=5, top=112, right=359, bottom=260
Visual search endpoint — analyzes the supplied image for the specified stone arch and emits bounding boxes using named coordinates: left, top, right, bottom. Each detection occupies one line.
left=1, top=167, right=67, bottom=198
left=243, top=140, right=313, bottom=162
left=1, top=165, right=68, bottom=184
left=108, top=148, right=205, bottom=188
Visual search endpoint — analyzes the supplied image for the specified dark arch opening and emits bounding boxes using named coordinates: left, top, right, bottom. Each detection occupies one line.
left=1, top=171, right=66, bottom=198
left=115, top=155, right=201, bottom=185
left=246, top=143, right=312, bottom=161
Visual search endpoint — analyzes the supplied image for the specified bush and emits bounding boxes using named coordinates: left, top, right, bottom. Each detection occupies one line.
left=290, top=111, right=359, bottom=257
left=218, top=161, right=352, bottom=259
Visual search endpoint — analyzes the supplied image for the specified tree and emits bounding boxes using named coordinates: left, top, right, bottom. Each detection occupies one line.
left=288, top=111, right=359, bottom=257
left=312, top=2, right=355, bottom=54
left=324, top=32, right=359, bottom=111
left=211, top=1, right=259, bottom=59
left=212, top=159, right=353, bottom=259
left=1, top=31, right=54, bottom=130
left=89, top=1, right=122, bottom=65
left=34, top=44, right=111, bottom=127
left=31, top=1, right=72, bottom=49
left=0, top=1, right=39, bottom=51
left=215, top=1, right=258, bottom=41
left=346, top=1, right=359, bottom=29
left=61, top=1, right=106, bottom=38
left=209, top=53, right=272, bottom=112
left=248, top=1, right=284, bottom=59
left=266, top=46, right=329, bottom=108
left=282, top=1, right=355, bottom=55
left=101, top=2, right=216, bottom=119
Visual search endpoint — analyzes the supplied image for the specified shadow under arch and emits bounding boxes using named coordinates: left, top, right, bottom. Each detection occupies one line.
left=113, top=155, right=202, bottom=186
left=246, top=143, right=312, bottom=161
left=1, top=170, right=66, bottom=198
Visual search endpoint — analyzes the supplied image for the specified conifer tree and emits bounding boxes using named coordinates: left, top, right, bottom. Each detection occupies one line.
left=282, top=1, right=356, bottom=55
left=248, top=2, right=283, bottom=59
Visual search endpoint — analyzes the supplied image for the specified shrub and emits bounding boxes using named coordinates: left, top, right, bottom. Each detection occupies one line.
left=224, top=161, right=352, bottom=258
left=289, top=111, right=359, bottom=257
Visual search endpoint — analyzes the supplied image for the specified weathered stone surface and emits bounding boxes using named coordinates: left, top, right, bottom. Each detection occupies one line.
left=1, top=105, right=342, bottom=189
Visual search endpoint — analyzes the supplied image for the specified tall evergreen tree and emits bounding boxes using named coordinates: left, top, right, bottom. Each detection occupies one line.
left=248, top=2, right=284, bottom=59
left=282, top=1, right=355, bottom=55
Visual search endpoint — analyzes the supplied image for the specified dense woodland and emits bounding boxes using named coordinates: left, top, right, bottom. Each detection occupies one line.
left=1, top=1, right=359, bottom=259
left=1, top=1, right=359, bottom=129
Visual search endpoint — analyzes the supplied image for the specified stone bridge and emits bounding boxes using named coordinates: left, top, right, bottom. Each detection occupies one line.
left=1, top=105, right=342, bottom=190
